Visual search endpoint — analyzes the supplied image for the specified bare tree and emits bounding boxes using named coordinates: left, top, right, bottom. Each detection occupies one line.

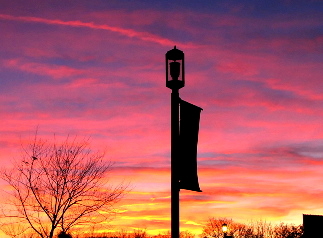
left=202, top=217, right=240, bottom=238
left=248, top=220, right=274, bottom=238
left=273, top=223, right=303, bottom=238
left=201, top=218, right=272, bottom=238
left=1, top=135, right=127, bottom=238
left=179, top=230, right=195, bottom=238
left=0, top=219, right=29, bottom=238
left=132, top=229, right=147, bottom=238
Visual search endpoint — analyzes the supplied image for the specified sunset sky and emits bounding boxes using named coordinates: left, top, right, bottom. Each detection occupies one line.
left=1, top=0, right=323, bottom=236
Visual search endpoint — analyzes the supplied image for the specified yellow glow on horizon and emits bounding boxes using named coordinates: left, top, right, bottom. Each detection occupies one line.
left=119, top=215, right=170, bottom=221
left=185, top=221, right=202, bottom=226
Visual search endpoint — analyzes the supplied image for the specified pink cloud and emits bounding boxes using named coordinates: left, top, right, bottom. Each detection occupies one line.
left=215, top=60, right=259, bottom=76
left=0, top=13, right=184, bottom=47
left=3, top=58, right=85, bottom=79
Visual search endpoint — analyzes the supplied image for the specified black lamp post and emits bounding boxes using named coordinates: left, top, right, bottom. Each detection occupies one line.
left=166, top=46, right=185, bottom=238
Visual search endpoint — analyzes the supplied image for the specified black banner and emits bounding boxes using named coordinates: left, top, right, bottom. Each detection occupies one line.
left=178, top=99, right=202, bottom=192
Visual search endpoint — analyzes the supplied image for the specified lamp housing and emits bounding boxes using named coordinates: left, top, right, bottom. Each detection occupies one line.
left=222, top=223, right=228, bottom=233
left=166, top=46, right=185, bottom=89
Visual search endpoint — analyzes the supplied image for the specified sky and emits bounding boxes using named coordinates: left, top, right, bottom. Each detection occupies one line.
left=0, top=0, right=323, bottom=236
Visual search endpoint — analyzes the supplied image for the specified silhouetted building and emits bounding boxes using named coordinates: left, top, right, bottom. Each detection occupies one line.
left=302, top=214, right=323, bottom=237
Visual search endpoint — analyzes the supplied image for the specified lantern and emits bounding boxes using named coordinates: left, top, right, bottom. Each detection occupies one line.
left=222, top=223, right=228, bottom=234
left=166, top=46, right=185, bottom=89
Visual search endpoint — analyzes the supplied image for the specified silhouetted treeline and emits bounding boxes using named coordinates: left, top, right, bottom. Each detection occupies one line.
left=4, top=219, right=303, bottom=238
left=202, top=217, right=303, bottom=238
left=80, top=219, right=303, bottom=238
left=47, top=220, right=302, bottom=238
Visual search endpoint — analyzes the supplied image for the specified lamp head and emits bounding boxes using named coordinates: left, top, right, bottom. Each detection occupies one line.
left=166, top=46, right=185, bottom=90
left=222, top=223, right=228, bottom=233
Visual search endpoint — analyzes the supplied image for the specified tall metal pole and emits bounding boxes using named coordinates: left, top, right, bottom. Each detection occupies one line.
left=171, top=89, right=180, bottom=238
left=166, top=46, right=184, bottom=238
left=167, top=46, right=202, bottom=238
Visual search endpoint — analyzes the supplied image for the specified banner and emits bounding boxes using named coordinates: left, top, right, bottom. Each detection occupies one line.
left=178, top=99, right=202, bottom=192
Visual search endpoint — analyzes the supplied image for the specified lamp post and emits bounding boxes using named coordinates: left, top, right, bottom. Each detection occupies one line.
left=222, top=223, right=228, bottom=238
left=166, top=46, right=185, bottom=238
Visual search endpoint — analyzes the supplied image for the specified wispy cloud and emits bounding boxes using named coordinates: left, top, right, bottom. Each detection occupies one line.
left=3, top=58, right=85, bottom=79
left=0, top=13, right=184, bottom=47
